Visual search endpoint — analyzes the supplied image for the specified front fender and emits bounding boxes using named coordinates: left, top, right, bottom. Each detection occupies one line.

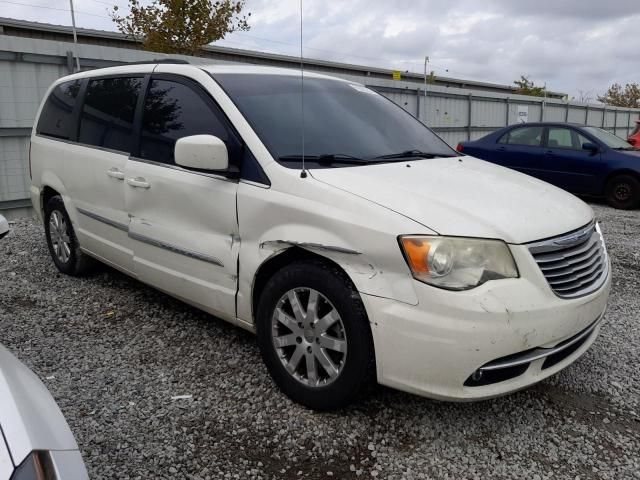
left=235, top=170, right=432, bottom=324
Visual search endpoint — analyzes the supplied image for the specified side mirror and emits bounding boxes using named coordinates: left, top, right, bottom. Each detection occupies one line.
left=582, top=142, right=599, bottom=154
left=175, top=135, right=229, bottom=171
left=0, top=214, right=9, bottom=240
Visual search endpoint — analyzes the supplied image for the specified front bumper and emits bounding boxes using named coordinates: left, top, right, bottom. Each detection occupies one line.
left=363, top=244, right=611, bottom=401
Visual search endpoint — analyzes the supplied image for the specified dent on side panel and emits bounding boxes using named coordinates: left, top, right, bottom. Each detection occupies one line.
left=235, top=171, right=424, bottom=325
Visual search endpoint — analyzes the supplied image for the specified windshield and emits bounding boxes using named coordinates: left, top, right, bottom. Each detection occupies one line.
left=583, top=126, right=635, bottom=149
left=213, top=73, right=456, bottom=167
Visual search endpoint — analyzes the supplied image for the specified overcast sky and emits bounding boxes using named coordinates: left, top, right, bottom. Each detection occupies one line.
left=2, top=0, right=639, bottom=99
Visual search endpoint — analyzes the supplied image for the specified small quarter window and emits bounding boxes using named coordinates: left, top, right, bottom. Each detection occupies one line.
left=78, top=77, right=143, bottom=153
left=36, top=80, right=81, bottom=140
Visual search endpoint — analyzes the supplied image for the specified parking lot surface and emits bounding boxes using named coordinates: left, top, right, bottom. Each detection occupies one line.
left=1, top=204, right=639, bottom=480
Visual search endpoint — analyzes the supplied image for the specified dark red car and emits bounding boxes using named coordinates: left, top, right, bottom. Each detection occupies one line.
left=628, top=120, right=640, bottom=147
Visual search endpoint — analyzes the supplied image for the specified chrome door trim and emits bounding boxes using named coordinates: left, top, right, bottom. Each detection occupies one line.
left=128, top=231, right=224, bottom=267
left=76, top=207, right=128, bottom=231
left=77, top=207, right=224, bottom=267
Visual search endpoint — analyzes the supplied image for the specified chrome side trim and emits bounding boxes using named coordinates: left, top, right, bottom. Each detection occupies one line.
left=128, top=231, right=224, bottom=267
left=479, top=313, right=604, bottom=372
left=77, top=207, right=223, bottom=267
left=76, top=207, right=128, bottom=231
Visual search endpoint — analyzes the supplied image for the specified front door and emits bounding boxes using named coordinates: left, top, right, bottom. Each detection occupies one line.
left=124, top=75, right=241, bottom=320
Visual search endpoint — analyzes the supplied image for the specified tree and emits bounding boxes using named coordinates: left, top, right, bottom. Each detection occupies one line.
left=597, top=83, right=640, bottom=108
left=513, top=75, right=546, bottom=97
left=111, top=0, right=251, bottom=56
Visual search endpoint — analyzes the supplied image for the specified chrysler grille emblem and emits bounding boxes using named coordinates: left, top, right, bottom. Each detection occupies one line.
left=552, top=227, right=593, bottom=247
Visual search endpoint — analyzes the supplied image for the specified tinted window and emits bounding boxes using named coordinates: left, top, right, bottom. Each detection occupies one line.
left=139, top=79, right=231, bottom=164
left=499, top=127, right=543, bottom=146
left=36, top=80, right=81, bottom=139
left=213, top=74, right=455, bottom=167
left=547, top=128, right=574, bottom=149
left=78, top=77, right=142, bottom=153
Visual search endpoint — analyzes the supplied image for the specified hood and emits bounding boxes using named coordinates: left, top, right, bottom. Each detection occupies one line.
left=310, top=156, right=593, bottom=244
left=0, top=344, right=79, bottom=466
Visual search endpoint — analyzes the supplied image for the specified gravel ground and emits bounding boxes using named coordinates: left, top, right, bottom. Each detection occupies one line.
left=1, top=203, right=639, bottom=480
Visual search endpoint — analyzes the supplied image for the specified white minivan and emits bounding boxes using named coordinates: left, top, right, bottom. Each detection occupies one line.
left=30, top=62, right=611, bottom=410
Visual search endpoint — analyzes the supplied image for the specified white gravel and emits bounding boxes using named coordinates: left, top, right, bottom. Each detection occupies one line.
left=0, top=203, right=639, bottom=480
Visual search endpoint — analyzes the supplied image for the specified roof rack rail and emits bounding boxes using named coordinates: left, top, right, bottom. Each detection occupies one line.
left=125, top=59, right=190, bottom=65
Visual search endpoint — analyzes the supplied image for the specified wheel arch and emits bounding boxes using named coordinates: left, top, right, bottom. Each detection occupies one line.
left=251, top=246, right=361, bottom=325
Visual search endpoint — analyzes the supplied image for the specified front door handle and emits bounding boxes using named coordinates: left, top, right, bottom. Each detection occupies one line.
left=107, top=167, right=125, bottom=180
left=126, top=177, right=151, bottom=189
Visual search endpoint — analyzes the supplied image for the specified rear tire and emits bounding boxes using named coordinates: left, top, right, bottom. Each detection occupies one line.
left=44, top=195, right=95, bottom=276
left=256, top=260, right=375, bottom=410
left=605, top=174, right=640, bottom=210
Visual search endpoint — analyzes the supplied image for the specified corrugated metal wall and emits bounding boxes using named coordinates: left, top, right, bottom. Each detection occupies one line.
left=1, top=35, right=639, bottom=206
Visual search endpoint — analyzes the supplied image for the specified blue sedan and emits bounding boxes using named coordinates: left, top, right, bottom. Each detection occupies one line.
left=457, top=122, right=640, bottom=209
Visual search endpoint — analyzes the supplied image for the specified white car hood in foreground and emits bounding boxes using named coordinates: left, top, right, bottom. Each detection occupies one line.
left=0, top=344, right=80, bottom=466
left=310, top=156, right=594, bottom=244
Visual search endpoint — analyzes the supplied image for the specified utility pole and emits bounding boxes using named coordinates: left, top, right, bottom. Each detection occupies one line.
left=423, top=56, right=429, bottom=97
left=69, top=0, right=81, bottom=71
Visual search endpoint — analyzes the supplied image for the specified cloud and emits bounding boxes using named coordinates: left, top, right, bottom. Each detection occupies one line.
left=2, top=0, right=639, bottom=98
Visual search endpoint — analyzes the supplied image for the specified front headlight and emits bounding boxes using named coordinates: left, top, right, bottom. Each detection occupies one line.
left=399, top=235, right=519, bottom=290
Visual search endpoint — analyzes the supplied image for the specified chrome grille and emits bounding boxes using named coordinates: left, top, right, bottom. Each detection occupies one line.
left=527, top=222, right=608, bottom=299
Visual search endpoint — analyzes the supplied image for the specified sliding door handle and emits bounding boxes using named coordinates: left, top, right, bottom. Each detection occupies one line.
left=107, top=168, right=125, bottom=180
left=126, top=177, right=151, bottom=189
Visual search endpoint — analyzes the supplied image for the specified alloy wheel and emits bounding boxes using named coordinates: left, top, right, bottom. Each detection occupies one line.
left=271, top=288, right=348, bottom=387
left=49, top=210, right=71, bottom=263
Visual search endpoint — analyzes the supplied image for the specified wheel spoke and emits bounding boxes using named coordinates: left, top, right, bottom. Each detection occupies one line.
left=287, top=290, right=306, bottom=323
left=318, top=335, right=347, bottom=353
left=275, top=308, right=300, bottom=333
left=285, top=345, right=304, bottom=374
left=306, top=290, right=319, bottom=321
left=315, top=309, right=340, bottom=333
left=273, top=333, right=299, bottom=348
left=315, top=348, right=339, bottom=378
left=305, top=352, right=318, bottom=384
left=62, top=242, right=71, bottom=260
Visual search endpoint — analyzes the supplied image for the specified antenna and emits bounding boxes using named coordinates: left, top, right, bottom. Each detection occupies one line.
left=299, top=0, right=307, bottom=178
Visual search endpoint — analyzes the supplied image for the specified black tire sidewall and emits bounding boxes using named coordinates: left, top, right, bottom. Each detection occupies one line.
left=606, top=175, right=640, bottom=210
left=256, top=260, right=374, bottom=410
left=44, top=196, right=81, bottom=275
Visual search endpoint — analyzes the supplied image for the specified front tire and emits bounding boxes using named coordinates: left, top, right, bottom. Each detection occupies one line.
left=256, top=260, right=375, bottom=410
left=605, top=174, right=640, bottom=209
left=44, top=195, right=95, bottom=276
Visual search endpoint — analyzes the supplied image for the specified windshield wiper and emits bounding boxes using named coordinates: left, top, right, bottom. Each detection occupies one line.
left=278, top=153, right=370, bottom=165
left=370, top=150, right=455, bottom=160
left=613, top=147, right=637, bottom=151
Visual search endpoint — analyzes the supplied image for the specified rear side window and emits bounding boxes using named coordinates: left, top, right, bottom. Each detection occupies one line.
left=498, top=126, right=543, bottom=147
left=78, top=77, right=143, bottom=153
left=139, top=79, right=232, bottom=164
left=36, top=80, right=81, bottom=140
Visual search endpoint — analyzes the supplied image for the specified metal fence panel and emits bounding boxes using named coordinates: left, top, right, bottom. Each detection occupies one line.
left=1, top=34, right=640, bottom=207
